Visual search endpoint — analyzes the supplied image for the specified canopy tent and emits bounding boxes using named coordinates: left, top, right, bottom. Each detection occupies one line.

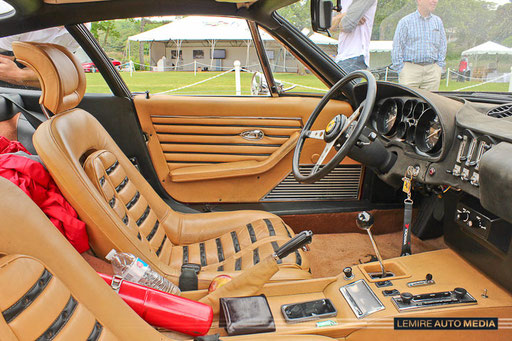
left=128, top=16, right=276, bottom=69
left=461, top=41, right=512, bottom=75
left=462, top=41, right=512, bottom=56
left=301, top=28, right=393, bottom=53
left=128, top=16, right=274, bottom=42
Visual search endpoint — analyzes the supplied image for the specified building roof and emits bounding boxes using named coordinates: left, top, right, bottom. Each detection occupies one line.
left=462, top=41, right=512, bottom=56
left=128, top=16, right=274, bottom=42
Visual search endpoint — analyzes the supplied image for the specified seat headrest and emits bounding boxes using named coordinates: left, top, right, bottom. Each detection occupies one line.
left=12, top=41, right=86, bottom=115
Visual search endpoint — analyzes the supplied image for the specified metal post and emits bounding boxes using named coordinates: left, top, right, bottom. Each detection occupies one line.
left=509, top=66, right=512, bottom=92
left=194, top=60, right=197, bottom=76
left=130, top=60, right=134, bottom=77
left=234, top=60, right=241, bottom=96
left=384, top=66, right=389, bottom=81
left=446, top=68, right=450, bottom=88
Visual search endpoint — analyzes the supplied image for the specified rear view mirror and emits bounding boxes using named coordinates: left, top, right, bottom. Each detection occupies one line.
left=311, top=0, right=338, bottom=33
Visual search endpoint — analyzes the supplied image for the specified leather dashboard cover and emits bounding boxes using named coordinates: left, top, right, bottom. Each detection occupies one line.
left=479, top=142, right=512, bottom=224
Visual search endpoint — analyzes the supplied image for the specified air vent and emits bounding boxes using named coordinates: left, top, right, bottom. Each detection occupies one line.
left=487, top=103, right=512, bottom=118
left=262, top=165, right=362, bottom=201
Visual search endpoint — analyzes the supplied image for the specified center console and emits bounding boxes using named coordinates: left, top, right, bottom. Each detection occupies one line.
left=190, top=211, right=512, bottom=339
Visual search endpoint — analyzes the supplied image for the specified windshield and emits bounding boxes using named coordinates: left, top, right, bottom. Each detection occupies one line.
left=279, top=0, right=512, bottom=93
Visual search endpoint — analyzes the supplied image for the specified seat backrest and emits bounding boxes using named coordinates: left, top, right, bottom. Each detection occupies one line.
left=0, top=177, right=166, bottom=341
left=13, top=41, right=183, bottom=279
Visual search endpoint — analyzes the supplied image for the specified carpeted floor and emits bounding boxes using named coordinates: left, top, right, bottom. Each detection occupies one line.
left=307, top=231, right=447, bottom=278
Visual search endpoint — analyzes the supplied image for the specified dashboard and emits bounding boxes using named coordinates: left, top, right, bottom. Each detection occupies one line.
left=354, top=82, right=509, bottom=203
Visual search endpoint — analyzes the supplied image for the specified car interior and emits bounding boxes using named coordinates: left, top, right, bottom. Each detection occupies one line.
left=0, top=0, right=512, bottom=340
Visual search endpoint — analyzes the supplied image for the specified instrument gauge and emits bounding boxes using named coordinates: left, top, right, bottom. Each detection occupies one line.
left=415, top=109, right=443, bottom=154
left=376, top=99, right=400, bottom=136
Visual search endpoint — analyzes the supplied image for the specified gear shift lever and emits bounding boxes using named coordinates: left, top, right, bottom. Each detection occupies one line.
left=357, top=211, right=386, bottom=279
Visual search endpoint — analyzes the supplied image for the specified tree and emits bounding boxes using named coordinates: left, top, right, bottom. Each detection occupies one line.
left=489, top=3, right=512, bottom=44
left=277, top=0, right=311, bottom=31
left=91, top=21, right=120, bottom=46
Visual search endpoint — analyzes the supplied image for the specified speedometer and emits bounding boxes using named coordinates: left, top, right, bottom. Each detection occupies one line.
left=376, top=99, right=400, bottom=136
left=415, top=109, right=443, bottom=154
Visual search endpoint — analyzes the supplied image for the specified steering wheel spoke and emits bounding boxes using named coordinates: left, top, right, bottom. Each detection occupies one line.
left=311, top=140, right=335, bottom=174
left=305, top=130, right=326, bottom=140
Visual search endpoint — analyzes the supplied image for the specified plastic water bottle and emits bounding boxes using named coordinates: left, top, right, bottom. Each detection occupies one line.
left=105, top=249, right=181, bottom=295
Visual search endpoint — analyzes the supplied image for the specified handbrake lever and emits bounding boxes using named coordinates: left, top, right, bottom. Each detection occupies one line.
left=273, top=230, right=313, bottom=260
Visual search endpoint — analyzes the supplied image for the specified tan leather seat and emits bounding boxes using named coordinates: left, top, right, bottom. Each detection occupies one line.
left=0, top=177, right=334, bottom=341
left=13, top=41, right=311, bottom=288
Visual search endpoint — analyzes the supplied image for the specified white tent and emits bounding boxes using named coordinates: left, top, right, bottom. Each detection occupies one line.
left=129, top=16, right=274, bottom=42
left=301, top=29, right=393, bottom=53
left=369, top=40, right=393, bottom=53
left=462, top=41, right=512, bottom=56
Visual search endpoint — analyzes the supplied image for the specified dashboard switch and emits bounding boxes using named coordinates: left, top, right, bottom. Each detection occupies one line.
left=400, top=292, right=413, bottom=304
left=454, top=287, right=467, bottom=300
left=452, top=165, right=461, bottom=177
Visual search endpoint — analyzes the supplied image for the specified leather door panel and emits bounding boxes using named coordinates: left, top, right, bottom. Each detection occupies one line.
left=135, top=95, right=359, bottom=203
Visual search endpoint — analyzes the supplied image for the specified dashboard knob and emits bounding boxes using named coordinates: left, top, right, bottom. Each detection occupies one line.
left=457, top=210, right=470, bottom=222
left=343, top=267, right=354, bottom=280
left=400, top=292, right=413, bottom=304
left=454, top=287, right=467, bottom=300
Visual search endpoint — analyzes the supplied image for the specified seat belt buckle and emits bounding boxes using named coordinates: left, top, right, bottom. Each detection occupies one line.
left=179, top=263, right=201, bottom=291
left=110, top=275, right=124, bottom=293
left=182, top=263, right=201, bottom=274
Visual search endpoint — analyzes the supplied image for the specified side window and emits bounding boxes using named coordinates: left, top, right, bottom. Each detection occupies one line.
left=93, top=16, right=269, bottom=96
left=0, top=25, right=109, bottom=93
left=257, top=26, right=328, bottom=95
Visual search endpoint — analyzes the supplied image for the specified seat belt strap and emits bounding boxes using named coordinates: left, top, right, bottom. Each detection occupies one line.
left=401, top=199, right=413, bottom=256
left=194, top=333, right=221, bottom=341
left=0, top=94, right=44, bottom=129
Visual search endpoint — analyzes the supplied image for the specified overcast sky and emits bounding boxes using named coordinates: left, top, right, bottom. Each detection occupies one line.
left=488, top=0, right=510, bottom=5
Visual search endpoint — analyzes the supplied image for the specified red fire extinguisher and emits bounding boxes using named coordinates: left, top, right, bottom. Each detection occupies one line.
left=98, top=273, right=213, bottom=336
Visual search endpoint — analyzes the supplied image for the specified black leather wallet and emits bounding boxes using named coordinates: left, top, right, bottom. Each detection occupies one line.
left=219, top=295, right=276, bottom=336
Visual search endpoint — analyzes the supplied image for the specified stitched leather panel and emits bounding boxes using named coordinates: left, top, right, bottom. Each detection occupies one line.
left=87, top=321, right=103, bottom=341
left=150, top=116, right=302, bottom=169
left=84, top=150, right=172, bottom=261
left=247, top=223, right=257, bottom=243
left=0, top=256, right=114, bottom=341
left=168, top=217, right=309, bottom=273
left=215, top=238, right=224, bottom=262
left=2, top=269, right=52, bottom=323
left=36, top=296, right=78, bottom=341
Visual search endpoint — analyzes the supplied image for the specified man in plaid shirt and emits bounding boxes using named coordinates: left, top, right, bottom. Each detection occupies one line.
left=392, top=0, right=447, bottom=91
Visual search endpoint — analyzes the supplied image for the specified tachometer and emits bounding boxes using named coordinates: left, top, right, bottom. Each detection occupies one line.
left=415, top=109, right=443, bottom=154
left=376, top=99, right=400, bottom=136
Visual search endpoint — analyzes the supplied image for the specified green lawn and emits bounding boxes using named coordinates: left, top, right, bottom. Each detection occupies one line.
left=85, top=71, right=510, bottom=95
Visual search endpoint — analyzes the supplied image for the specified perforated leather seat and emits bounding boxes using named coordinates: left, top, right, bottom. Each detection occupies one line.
left=0, top=176, right=334, bottom=341
left=13, top=41, right=311, bottom=288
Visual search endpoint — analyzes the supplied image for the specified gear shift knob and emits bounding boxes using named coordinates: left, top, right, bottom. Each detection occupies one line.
left=356, top=211, right=374, bottom=231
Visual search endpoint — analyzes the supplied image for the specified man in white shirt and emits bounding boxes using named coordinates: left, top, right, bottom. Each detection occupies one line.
left=331, top=0, right=377, bottom=74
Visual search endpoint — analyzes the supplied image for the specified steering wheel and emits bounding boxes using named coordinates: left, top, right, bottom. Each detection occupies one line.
left=293, top=70, right=377, bottom=184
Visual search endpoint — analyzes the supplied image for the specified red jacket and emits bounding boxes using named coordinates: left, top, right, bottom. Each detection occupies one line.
left=0, top=136, right=89, bottom=253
